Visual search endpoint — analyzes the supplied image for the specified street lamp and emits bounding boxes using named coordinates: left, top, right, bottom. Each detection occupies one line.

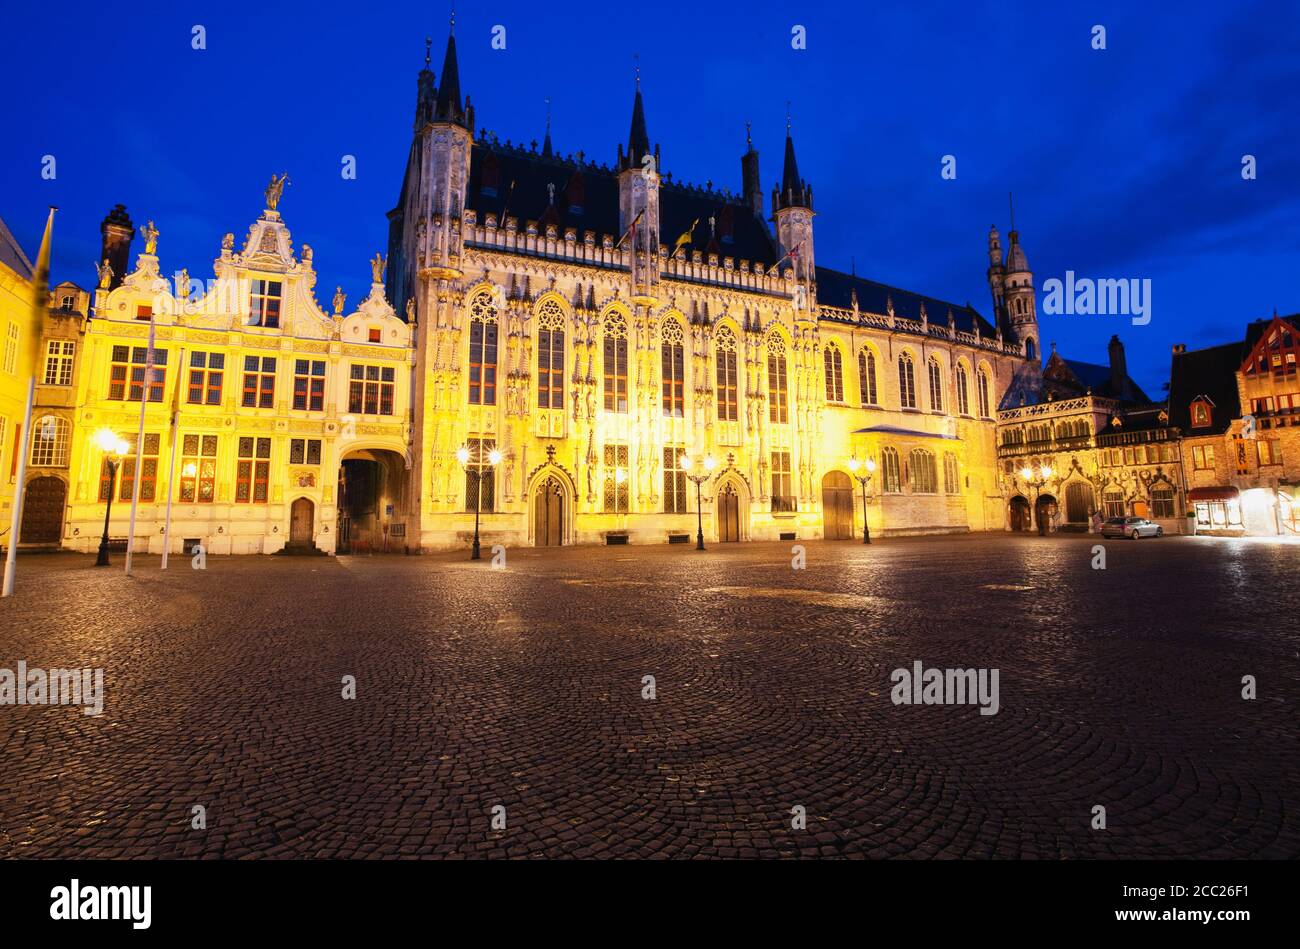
left=847, top=455, right=877, bottom=544
left=1019, top=464, right=1055, bottom=536
left=679, top=453, right=717, bottom=551
left=93, top=427, right=130, bottom=567
left=457, top=444, right=501, bottom=560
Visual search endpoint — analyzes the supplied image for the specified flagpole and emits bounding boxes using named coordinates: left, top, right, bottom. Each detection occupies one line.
left=1, top=378, right=36, bottom=597
left=124, top=315, right=156, bottom=576
left=160, top=346, right=184, bottom=570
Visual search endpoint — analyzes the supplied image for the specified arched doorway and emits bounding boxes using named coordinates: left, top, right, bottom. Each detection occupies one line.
left=20, top=476, right=66, bottom=544
left=289, top=497, right=314, bottom=547
left=1064, top=482, right=1094, bottom=525
left=821, top=470, right=853, bottom=540
left=1035, top=494, right=1058, bottom=532
left=533, top=476, right=564, bottom=546
left=337, top=447, right=408, bottom=554
left=718, top=483, right=741, bottom=542
left=1009, top=495, right=1031, bottom=532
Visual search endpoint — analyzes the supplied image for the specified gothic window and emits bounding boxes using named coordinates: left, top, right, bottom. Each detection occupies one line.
left=928, top=357, right=944, bottom=412
left=880, top=447, right=902, bottom=493
left=824, top=345, right=844, bottom=402
left=661, top=319, right=685, bottom=418
left=463, top=437, right=496, bottom=513
left=715, top=326, right=738, bottom=421
left=468, top=290, right=499, bottom=406
left=29, top=415, right=70, bottom=467
left=770, top=450, right=794, bottom=512
left=603, top=311, right=628, bottom=413
left=1025, top=338, right=1037, bottom=362
left=977, top=368, right=991, bottom=418
left=1151, top=488, right=1175, bottom=518
left=858, top=348, right=878, bottom=405
left=908, top=448, right=937, bottom=493
left=898, top=352, right=916, bottom=409
left=603, top=443, right=629, bottom=513
left=663, top=445, right=688, bottom=513
left=943, top=452, right=959, bottom=494
left=536, top=299, right=565, bottom=410
left=955, top=364, right=970, bottom=416
left=767, top=335, right=788, bottom=424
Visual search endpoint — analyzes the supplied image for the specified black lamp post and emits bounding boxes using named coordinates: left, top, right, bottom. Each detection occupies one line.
left=458, top=444, right=501, bottom=560
left=1020, top=464, right=1055, bottom=536
left=680, top=453, right=717, bottom=551
left=94, top=429, right=128, bottom=567
left=847, top=455, right=876, bottom=544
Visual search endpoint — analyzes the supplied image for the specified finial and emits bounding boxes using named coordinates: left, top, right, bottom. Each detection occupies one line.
left=425, top=37, right=431, bottom=66
left=449, top=8, right=455, bottom=34
left=545, top=96, right=551, bottom=133
left=785, top=102, right=792, bottom=134
left=1009, top=191, right=1016, bottom=231
left=745, top=120, right=752, bottom=147
left=634, top=54, right=640, bottom=88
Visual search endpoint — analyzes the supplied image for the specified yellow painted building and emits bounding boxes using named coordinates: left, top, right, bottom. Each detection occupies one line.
left=0, top=214, right=41, bottom=547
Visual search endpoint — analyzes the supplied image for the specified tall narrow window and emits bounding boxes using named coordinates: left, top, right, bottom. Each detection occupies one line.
left=928, top=357, right=944, bottom=412
left=859, top=349, right=878, bottom=405
left=880, top=447, right=902, bottom=493
left=715, top=326, right=738, bottom=421
left=603, top=312, right=628, bottom=413
left=767, top=336, right=788, bottom=424
left=3, top=323, right=17, bottom=375
left=43, top=340, right=75, bottom=386
left=943, top=452, right=959, bottom=494
left=235, top=437, right=271, bottom=503
left=348, top=364, right=395, bottom=415
left=179, top=435, right=218, bottom=502
left=898, top=353, right=916, bottom=409
left=536, top=299, right=565, bottom=410
left=106, top=433, right=161, bottom=501
left=770, top=451, right=794, bottom=512
left=824, top=346, right=844, bottom=402
left=292, top=360, right=325, bottom=411
left=977, top=368, right=991, bottom=417
left=188, top=352, right=225, bottom=405
left=603, top=444, right=629, bottom=513
left=661, top=320, right=685, bottom=417
left=248, top=280, right=282, bottom=328
left=909, top=449, right=937, bottom=493
left=463, top=437, right=496, bottom=512
left=467, top=291, right=499, bottom=405
left=956, top=365, right=970, bottom=415
left=663, top=446, right=687, bottom=513
left=241, top=355, right=276, bottom=408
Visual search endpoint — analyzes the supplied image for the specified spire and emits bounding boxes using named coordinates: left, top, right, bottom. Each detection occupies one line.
left=542, top=97, right=553, bottom=158
left=624, top=80, right=650, bottom=170
left=776, top=120, right=810, bottom=210
left=433, top=22, right=469, bottom=128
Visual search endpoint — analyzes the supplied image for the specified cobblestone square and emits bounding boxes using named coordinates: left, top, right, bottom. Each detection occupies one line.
left=0, top=534, right=1296, bottom=859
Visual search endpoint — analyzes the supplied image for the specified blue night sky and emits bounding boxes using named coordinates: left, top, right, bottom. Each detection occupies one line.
left=4, top=0, right=1297, bottom=397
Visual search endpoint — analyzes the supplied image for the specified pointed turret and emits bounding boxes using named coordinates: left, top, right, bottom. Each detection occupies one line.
left=740, top=122, right=764, bottom=221
left=620, top=84, right=652, bottom=171
left=432, top=24, right=470, bottom=129
left=413, top=38, right=437, bottom=130
left=774, top=128, right=811, bottom=211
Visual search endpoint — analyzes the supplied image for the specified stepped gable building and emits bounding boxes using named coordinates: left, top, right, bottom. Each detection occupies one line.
left=384, top=30, right=1031, bottom=549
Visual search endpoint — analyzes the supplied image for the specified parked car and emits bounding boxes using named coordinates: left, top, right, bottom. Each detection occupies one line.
left=1101, top=516, right=1163, bottom=539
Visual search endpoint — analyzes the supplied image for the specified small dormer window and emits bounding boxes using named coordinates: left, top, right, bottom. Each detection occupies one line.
left=61, top=296, right=74, bottom=310
left=368, top=327, right=381, bottom=343
left=1191, top=400, right=1212, bottom=427
left=135, top=304, right=153, bottom=321
left=249, top=279, right=282, bottom=328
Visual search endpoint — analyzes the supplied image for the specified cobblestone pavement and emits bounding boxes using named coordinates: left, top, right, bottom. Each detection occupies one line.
left=0, top=533, right=1296, bottom=859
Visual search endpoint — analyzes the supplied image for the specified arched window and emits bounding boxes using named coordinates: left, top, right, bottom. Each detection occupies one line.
left=536, top=298, right=565, bottom=410
left=467, top=290, right=499, bottom=405
left=1025, top=338, right=1037, bottom=362
left=880, top=447, right=902, bottom=493
left=661, top=319, right=685, bottom=417
left=767, top=335, right=788, bottom=424
left=603, top=311, right=628, bottom=413
left=824, top=345, right=844, bottom=402
left=955, top=364, right=970, bottom=415
left=928, top=357, right=944, bottom=412
left=943, top=452, right=959, bottom=494
left=898, top=352, right=916, bottom=409
left=909, top=448, right=937, bottom=493
left=715, top=326, right=738, bottom=421
left=30, top=415, right=70, bottom=467
left=977, top=368, right=991, bottom=418
left=858, top=349, right=878, bottom=405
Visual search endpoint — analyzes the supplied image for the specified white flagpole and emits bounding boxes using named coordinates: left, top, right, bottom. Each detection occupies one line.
left=160, top=346, right=184, bottom=569
left=1, top=378, right=36, bottom=597
left=124, top=315, right=156, bottom=575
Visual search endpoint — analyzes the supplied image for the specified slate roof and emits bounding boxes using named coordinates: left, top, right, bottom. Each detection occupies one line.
left=1039, top=351, right=1151, bottom=404
left=1097, top=402, right=1171, bottom=437
left=0, top=214, right=33, bottom=280
left=1167, top=341, right=1243, bottom=435
left=815, top=267, right=997, bottom=336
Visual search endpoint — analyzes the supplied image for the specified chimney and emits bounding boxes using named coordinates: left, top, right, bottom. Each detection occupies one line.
left=1108, top=334, right=1129, bottom=400
left=1171, top=343, right=1186, bottom=355
left=99, top=204, right=134, bottom=290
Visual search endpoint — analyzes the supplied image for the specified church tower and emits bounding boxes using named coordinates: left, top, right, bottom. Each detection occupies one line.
left=1001, top=223, right=1038, bottom=365
left=772, top=121, right=815, bottom=314
left=616, top=76, right=660, bottom=304
left=986, top=224, right=1005, bottom=326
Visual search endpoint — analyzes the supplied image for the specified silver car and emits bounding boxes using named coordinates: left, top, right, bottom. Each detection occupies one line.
left=1101, top=516, right=1163, bottom=539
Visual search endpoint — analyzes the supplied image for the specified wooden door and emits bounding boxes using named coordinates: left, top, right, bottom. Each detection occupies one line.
left=1009, top=497, right=1031, bottom=532
left=718, top=485, right=740, bottom=542
left=290, top=498, right=313, bottom=545
left=20, top=476, right=66, bottom=544
left=821, top=471, right=854, bottom=540
left=534, top=479, right=563, bottom=546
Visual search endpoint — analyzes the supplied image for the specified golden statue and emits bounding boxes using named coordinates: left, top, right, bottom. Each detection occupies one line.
left=370, top=253, right=386, bottom=284
left=140, top=220, right=159, bottom=255
left=265, top=173, right=290, bottom=210
left=332, top=286, right=346, bottom=316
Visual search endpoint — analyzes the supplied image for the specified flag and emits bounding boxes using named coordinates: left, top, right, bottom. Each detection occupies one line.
left=616, top=209, right=645, bottom=250
left=671, top=218, right=698, bottom=258
left=767, top=238, right=804, bottom=276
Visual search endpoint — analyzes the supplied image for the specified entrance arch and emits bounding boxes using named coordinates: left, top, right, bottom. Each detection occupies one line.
left=20, top=476, right=66, bottom=544
left=289, top=497, right=314, bottom=547
left=715, top=475, right=749, bottom=542
left=1035, top=494, right=1058, bottom=532
left=527, top=466, right=574, bottom=547
left=337, top=447, right=409, bottom=553
left=1009, top=495, right=1031, bottom=532
left=821, top=470, right=854, bottom=540
left=1064, top=481, right=1094, bottom=525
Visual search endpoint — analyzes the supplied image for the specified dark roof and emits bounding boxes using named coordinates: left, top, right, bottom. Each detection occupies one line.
left=0, top=214, right=33, bottom=279
left=1243, top=313, right=1299, bottom=352
left=465, top=141, right=779, bottom=266
left=1039, top=351, right=1151, bottom=403
left=1168, top=341, right=1243, bottom=435
left=1097, top=402, right=1170, bottom=437
left=814, top=266, right=996, bottom=336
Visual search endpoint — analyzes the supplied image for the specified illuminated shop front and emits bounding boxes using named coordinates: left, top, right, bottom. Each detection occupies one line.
left=1188, top=486, right=1242, bottom=533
